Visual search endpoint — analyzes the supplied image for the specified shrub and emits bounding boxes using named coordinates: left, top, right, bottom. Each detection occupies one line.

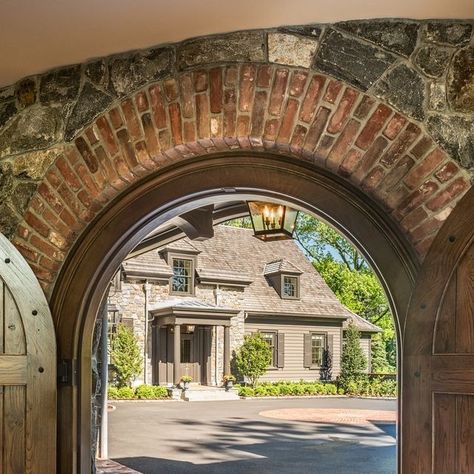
left=254, top=385, right=268, bottom=397
left=108, top=386, right=120, bottom=399
left=136, top=385, right=155, bottom=399
left=153, top=386, right=170, bottom=398
left=279, top=384, right=293, bottom=396
left=339, top=322, right=367, bottom=391
left=238, top=386, right=255, bottom=397
left=234, top=333, right=272, bottom=388
left=325, top=384, right=338, bottom=395
left=116, top=386, right=136, bottom=399
left=291, top=384, right=305, bottom=396
left=110, top=324, right=143, bottom=388
left=265, top=385, right=280, bottom=396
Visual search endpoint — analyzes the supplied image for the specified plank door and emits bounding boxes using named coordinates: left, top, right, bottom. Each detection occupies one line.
left=0, top=234, right=56, bottom=473
left=402, top=188, right=474, bottom=473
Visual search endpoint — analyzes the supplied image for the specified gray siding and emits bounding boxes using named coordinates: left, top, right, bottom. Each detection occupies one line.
left=245, top=319, right=343, bottom=382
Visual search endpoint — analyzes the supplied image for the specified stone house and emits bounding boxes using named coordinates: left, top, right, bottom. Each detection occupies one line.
left=108, top=225, right=380, bottom=386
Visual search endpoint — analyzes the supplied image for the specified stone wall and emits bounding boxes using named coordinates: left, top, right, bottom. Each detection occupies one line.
left=0, top=20, right=472, bottom=292
left=107, top=277, right=246, bottom=385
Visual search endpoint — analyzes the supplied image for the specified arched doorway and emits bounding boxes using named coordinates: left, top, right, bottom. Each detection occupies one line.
left=50, top=152, right=417, bottom=472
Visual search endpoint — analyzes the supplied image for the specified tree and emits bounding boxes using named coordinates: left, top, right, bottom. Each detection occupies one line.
left=371, top=333, right=391, bottom=373
left=110, top=324, right=143, bottom=388
left=339, top=322, right=367, bottom=388
left=234, top=333, right=272, bottom=388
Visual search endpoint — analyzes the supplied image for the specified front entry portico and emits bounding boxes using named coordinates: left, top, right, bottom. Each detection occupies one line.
left=150, top=302, right=239, bottom=385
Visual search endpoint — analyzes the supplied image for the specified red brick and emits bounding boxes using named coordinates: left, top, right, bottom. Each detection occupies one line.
left=30, top=234, right=64, bottom=259
left=96, top=116, right=119, bottom=156
left=148, top=84, right=167, bottom=129
left=141, top=113, right=161, bottom=159
left=135, top=141, right=156, bottom=170
left=183, top=122, right=196, bottom=143
left=209, top=68, right=223, bottom=114
left=85, top=127, right=99, bottom=145
left=158, top=130, right=171, bottom=151
left=426, top=177, right=469, bottom=212
left=257, top=65, right=273, bottom=88
left=24, top=211, right=49, bottom=238
left=38, top=183, right=65, bottom=215
left=194, top=70, right=208, bottom=92
left=353, top=136, right=389, bottom=184
left=14, top=240, right=39, bottom=263
left=396, top=180, right=439, bottom=217
left=277, top=99, right=299, bottom=143
left=300, top=75, right=325, bottom=123
left=410, top=218, right=443, bottom=243
left=93, top=146, right=125, bottom=191
left=404, top=148, right=446, bottom=189
left=290, top=125, right=307, bottom=149
left=383, top=114, right=406, bottom=140
left=75, top=137, right=99, bottom=173
left=355, top=104, right=392, bottom=150
left=223, top=89, right=237, bottom=136
left=327, top=88, right=359, bottom=134
left=381, top=123, right=421, bottom=167
left=179, top=73, right=194, bottom=119
left=55, top=156, right=82, bottom=192
left=210, top=115, right=223, bottom=138
left=163, top=79, right=179, bottom=102
left=121, top=98, right=143, bottom=141
left=326, top=119, right=361, bottom=170
left=314, top=135, right=335, bottom=163
left=236, top=115, right=250, bottom=136
left=263, top=119, right=280, bottom=141
left=239, top=65, right=256, bottom=112
left=435, top=161, right=459, bottom=183
left=113, top=155, right=135, bottom=183
left=29, top=263, right=54, bottom=283
left=168, top=102, right=183, bottom=145
left=108, top=107, right=124, bottom=129
left=400, top=206, right=429, bottom=232
left=39, top=255, right=60, bottom=272
left=269, top=69, right=289, bottom=116
left=16, top=225, right=30, bottom=241
left=410, top=135, right=434, bottom=159
left=303, top=106, right=330, bottom=152
left=251, top=90, right=268, bottom=136
left=135, top=91, right=149, bottom=113
left=116, top=129, right=140, bottom=172
left=224, top=66, right=238, bottom=87
left=339, top=149, right=363, bottom=177
left=378, top=155, right=415, bottom=195
left=74, top=163, right=100, bottom=198
left=353, top=96, right=376, bottom=120
left=362, top=165, right=385, bottom=191
left=324, top=80, right=343, bottom=103
left=45, top=167, right=62, bottom=190
left=195, top=94, right=209, bottom=139
left=289, top=71, right=308, bottom=98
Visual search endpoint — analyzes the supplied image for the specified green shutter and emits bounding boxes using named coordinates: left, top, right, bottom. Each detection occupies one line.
left=304, top=333, right=312, bottom=368
left=277, top=333, right=285, bottom=368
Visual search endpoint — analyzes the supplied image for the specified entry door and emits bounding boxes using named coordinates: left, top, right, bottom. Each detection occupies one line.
left=0, top=234, right=56, bottom=473
left=403, top=188, right=474, bottom=473
left=181, top=333, right=200, bottom=383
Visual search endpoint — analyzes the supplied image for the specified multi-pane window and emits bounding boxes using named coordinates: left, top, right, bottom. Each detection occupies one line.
left=171, top=258, right=193, bottom=294
left=181, top=338, right=191, bottom=363
left=311, top=333, right=326, bottom=366
left=282, top=275, right=299, bottom=298
left=261, top=332, right=277, bottom=367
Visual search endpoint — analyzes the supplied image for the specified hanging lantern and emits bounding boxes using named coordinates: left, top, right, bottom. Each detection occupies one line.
left=247, top=202, right=299, bottom=241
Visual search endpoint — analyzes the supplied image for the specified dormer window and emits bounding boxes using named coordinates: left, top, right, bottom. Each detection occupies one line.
left=171, top=257, right=194, bottom=295
left=282, top=275, right=299, bottom=299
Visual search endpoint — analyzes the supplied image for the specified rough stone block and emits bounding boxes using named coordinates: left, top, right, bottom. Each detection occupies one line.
left=268, top=33, right=318, bottom=68
left=0, top=101, right=17, bottom=128
left=374, top=63, right=426, bottom=121
left=336, top=20, right=419, bottom=57
left=177, top=32, right=265, bottom=69
left=413, top=45, right=452, bottom=78
left=65, top=83, right=114, bottom=140
left=424, top=22, right=473, bottom=46
left=109, top=47, right=174, bottom=97
left=447, top=46, right=474, bottom=112
left=314, top=29, right=396, bottom=91
left=428, top=82, right=447, bottom=112
left=427, top=113, right=474, bottom=169
left=278, top=25, right=323, bottom=39
left=39, top=65, right=81, bottom=104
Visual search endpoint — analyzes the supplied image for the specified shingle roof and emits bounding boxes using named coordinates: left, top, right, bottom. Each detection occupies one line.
left=125, top=225, right=381, bottom=332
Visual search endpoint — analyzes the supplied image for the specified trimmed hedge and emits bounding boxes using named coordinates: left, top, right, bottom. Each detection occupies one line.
left=108, top=384, right=170, bottom=400
left=237, top=379, right=396, bottom=398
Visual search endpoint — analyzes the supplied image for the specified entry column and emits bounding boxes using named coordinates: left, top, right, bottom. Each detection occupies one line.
left=223, top=325, right=231, bottom=376
left=173, top=323, right=181, bottom=384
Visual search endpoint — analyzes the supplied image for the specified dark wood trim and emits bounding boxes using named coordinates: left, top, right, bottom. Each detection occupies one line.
left=49, top=152, right=418, bottom=473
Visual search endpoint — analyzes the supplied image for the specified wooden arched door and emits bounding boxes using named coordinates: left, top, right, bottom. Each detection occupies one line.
left=0, top=234, right=56, bottom=473
left=403, top=188, right=474, bottom=473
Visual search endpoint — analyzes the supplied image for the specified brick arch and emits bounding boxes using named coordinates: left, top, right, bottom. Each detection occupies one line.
left=12, top=63, right=470, bottom=291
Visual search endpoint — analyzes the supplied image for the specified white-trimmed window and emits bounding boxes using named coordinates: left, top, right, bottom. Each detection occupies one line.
left=282, top=275, right=299, bottom=299
left=171, top=257, right=194, bottom=294
left=261, top=331, right=278, bottom=367
left=311, top=333, right=326, bottom=366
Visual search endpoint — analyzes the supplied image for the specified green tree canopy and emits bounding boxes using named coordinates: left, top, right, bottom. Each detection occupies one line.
left=340, top=322, right=367, bottom=388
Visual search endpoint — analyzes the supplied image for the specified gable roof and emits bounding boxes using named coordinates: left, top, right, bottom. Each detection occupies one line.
left=124, top=225, right=381, bottom=332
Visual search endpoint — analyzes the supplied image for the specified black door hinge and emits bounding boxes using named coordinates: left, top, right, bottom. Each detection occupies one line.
left=58, top=359, right=77, bottom=386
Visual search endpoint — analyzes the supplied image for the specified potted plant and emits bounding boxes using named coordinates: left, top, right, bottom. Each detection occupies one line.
left=223, top=374, right=236, bottom=391
left=180, top=375, right=193, bottom=390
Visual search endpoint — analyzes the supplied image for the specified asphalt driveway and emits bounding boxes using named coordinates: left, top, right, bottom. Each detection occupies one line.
left=108, top=397, right=397, bottom=474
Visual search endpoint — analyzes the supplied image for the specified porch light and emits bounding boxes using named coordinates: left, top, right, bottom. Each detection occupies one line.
left=247, top=202, right=299, bottom=241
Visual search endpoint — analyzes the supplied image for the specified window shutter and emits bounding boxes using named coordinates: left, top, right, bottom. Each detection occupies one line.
left=327, top=334, right=334, bottom=355
left=277, top=333, right=285, bottom=368
left=304, top=333, right=312, bottom=368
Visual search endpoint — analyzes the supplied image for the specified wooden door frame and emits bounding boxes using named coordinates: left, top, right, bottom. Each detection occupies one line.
left=50, top=152, right=419, bottom=473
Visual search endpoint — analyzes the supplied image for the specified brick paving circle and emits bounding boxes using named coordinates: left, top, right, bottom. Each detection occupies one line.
left=259, top=408, right=396, bottom=424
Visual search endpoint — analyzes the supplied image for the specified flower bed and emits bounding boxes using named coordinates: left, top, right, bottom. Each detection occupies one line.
left=108, top=384, right=170, bottom=400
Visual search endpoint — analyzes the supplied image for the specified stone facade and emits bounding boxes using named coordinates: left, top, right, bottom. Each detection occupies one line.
left=0, top=20, right=472, bottom=294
